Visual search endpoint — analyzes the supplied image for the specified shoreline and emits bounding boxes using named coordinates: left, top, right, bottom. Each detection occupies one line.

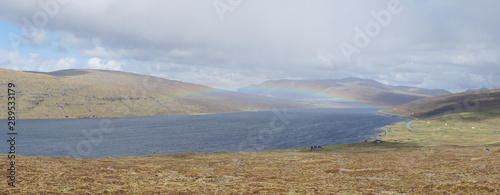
left=10, top=107, right=387, bottom=120
left=2, top=108, right=404, bottom=159
left=2, top=112, right=499, bottom=193
left=6, top=123, right=404, bottom=160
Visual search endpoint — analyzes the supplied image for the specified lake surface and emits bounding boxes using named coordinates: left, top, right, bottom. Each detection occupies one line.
left=2, top=108, right=404, bottom=158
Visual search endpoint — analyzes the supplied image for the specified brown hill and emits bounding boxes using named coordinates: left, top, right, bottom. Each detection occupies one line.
left=0, top=68, right=307, bottom=119
left=238, top=78, right=451, bottom=107
left=383, top=88, right=500, bottom=118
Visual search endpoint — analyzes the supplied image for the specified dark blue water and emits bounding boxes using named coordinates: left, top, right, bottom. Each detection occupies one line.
left=1, top=108, right=403, bottom=158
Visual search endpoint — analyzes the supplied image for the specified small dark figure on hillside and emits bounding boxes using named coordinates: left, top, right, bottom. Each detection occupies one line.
left=310, top=146, right=321, bottom=151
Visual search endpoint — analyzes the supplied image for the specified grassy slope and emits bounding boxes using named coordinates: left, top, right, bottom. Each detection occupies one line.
left=381, top=111, right=500, bottom=147
left=2, top=112, right=499, bottom=194
left=384, top=88, right=500, bottom=118
left=0, top=69, right=308, bottom=119
left=1, top=69, right=498, bottom=193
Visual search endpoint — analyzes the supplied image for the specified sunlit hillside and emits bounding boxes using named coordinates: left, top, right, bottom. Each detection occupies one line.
left=0, top=68, right=308, bottom=119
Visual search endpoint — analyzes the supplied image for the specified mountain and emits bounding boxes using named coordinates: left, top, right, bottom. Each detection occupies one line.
left=0, top=69, right=307, bottom=119
left=383, top=88, right=500, bottom=118
left=464, top=88, right=488, bottom=93
left=238, top=78, right=451, bottom=108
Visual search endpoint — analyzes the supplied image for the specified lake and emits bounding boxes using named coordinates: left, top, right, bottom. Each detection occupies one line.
left=2, top=108, right=404, bottom=158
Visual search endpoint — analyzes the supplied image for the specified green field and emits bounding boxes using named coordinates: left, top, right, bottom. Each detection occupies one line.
left=380, top=111, right=500, bottom=149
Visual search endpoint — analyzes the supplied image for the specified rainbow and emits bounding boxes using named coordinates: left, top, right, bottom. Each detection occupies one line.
left=235, top=85, right=381, bottom=108
left=173, top=85, right=385, bottom=109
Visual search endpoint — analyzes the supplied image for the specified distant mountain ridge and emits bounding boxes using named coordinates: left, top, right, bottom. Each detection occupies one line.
left=0, top=68, right=308, bottom=119
left=1, top=68, right=458, bottom=119
left=464, top=88, right=489, bottom=93
left=384, top=88, right=500, bottom=118
left=238, top=78, right=451, bottom=108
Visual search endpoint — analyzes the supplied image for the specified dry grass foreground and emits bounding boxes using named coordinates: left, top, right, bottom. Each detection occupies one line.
left=1, top=112, right=500, bottom=194
left=1, top=149, right=499, bottom=194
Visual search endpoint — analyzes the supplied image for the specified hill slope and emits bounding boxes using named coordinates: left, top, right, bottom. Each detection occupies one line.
left=384, top=88, right=500, bottom=118
left=238, top=78, right=451, bottom=107
left=0, top=69, right=307, bottom=119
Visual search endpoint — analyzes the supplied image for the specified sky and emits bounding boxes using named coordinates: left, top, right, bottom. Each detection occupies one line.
left=0, top=0, right=499, bottom=92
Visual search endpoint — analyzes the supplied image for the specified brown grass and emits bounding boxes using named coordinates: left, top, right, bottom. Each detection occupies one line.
left=1, top=149, right=499, bottom=194
left=384, top=88, right=500, bottom=118
left=1, top=112, right=500, bottom=194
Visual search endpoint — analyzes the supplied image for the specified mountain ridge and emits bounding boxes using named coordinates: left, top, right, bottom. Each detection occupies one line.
left=383, top=88, right=500, bottom=118
left=238, top=78, right=451, bottom=108
left=2, top=68, right=461, bottom=119
left=0, top=68, right=308, bottom=119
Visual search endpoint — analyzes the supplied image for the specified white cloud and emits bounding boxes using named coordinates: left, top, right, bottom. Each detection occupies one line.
left=38, top=56, right=80, bottom=72
left=82, top=46, right=109, bottom=58
left=0, top=0, right=499, bottom=91
left=0, top=50, right=80, bottom=72
left=87, top=57, right=124, bottom=71
left=20, top=29, right=49, bottom=46
left=59, top=33, right=93, bottom=48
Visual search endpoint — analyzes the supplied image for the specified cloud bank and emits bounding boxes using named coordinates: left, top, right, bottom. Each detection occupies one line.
left=0, top=0, right=499, bottom=91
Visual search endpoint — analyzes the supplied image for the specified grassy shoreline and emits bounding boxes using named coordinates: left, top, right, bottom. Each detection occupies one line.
left=2, top=112, right=499, bottom=194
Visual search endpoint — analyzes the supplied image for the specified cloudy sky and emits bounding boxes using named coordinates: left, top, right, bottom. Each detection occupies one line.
left=0, top=0, right=499, bottom=92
